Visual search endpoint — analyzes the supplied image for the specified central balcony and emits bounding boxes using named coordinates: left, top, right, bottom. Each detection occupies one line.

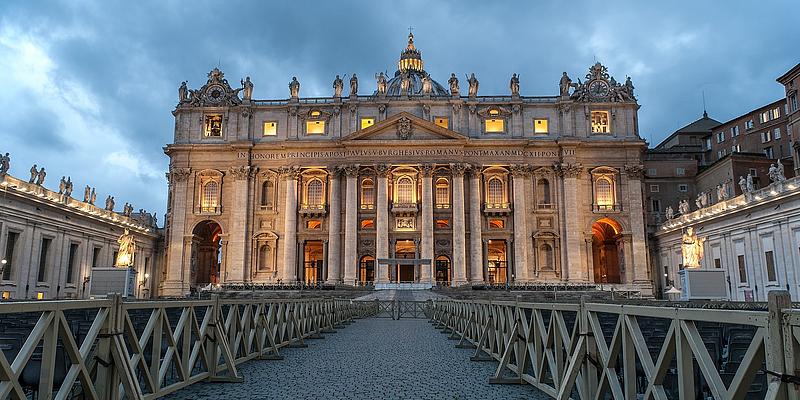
left=484, top=202, right=512, bottom=216
left=391, top=202, right=418, bottom=216
left=299, top=203, right=327, bottom=217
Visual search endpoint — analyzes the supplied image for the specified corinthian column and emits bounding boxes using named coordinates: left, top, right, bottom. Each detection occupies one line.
left=559, top=162, right=585, bottom=281
left=468, top=166, right=484, bottom=282
left=511, top=164, right=530, bottom=282
left=227, top=165, right=254, bottom=283
left=451, top=163, right=467, bottom=285
left=375, top=164, right=390, bottom=283
left=281, top=166, right=300, bottom=282
left=163, top=168, right=192, bottom=296
left=326, top=167, right=342, bottom=283
left=624, top=164, right=649, bottom=284
left=343, top=165, right=359, bottom=284
left=420, top=164, right=434, bottom=283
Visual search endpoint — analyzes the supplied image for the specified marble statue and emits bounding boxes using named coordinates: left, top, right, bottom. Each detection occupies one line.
left=678, top=199, right=690, bottom=215
left=333, top=75, right=343, bottom=97
left=510, top=73, right=520, bottom=96
left=376, top=72, right=387, bottom=95
left=746, top=173, right=755, bottom=193
left=114, top=228, right=136, bottom=267
left=421, top=73, right=432, bottom=94
left=83, top=185, right=91, bottom=202
left=349, top=74, right=358, bottom=96
left=58, top=176, right=66, bottom=194
left=777, top=159, right=786, bottom=182
left=448, top=73, right=459, bottom=96
left=289, top=77, right=300, bottom=98
left=64, top=177, right=73, bottom=197
left=105, top=195, right=115, bottom=211
left=695, top=191, right=708, bottom=209
left=400, top=73, right=411, bottom=94
left=716, top=183, right=727, bottom=202
left=0, top=153, right=9, bottom=175
left=29, top=164, right=37, bottom=183
left=467, top=73, right=479, bottom=97
left=241, top=76, right=253, bottom=100
left=681, top=226, right=705, bottom=268
left=739, top=176, right=747, bottom=195
left=769, top=160, right=786, bottom=183
left=89, top=188, right=96, bottom=205
left=178, top=81, right=188, bottom=103
left=35, top=168, right=46, bottom=186
left=624, top=77, right=635, bottom=99
left=665, top=205, right=674, bottom=220
left=559, top=72, right=572, bottom=96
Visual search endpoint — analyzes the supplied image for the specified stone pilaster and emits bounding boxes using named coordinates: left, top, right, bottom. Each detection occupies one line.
left=375, top=164, right=390, bottom=283
left=558, top=162, right=586, bottom=282
left=281, top=166, right=300, bottom=282
left=226, top=165, right=254, bottom=282
left=510, top=164, right=530, bottom=282
left=163, top=167, right=191, bottom=296
left=343, top=165, right=359, bottom=284
left=326, top=167, right=342, bottom=283
left=468, top=166, right=484, bottom=282
left=624, top=164, right=649, bottom=284
left=451, top=163, right=468, bottom=285
left=420, top=164, right=434, bottom=283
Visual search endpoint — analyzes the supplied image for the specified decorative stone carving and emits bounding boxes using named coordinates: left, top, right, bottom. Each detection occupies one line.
left=769, top=159, right=786, bottom=183
left=333, top=75, right=343, bottom=98
left=510, top=73, right=520, bottom=96
left=420, top=164, right=434, bottom=177
left=178, top=81, right=188, bottom=103
left=556, top=162, right=583, bottom=178
left=35, top=167, right=46, bottom=186
left=681, top=226, right=705, bottom=268
left=344, top=164, right=360, bottom=177
left=0, top=152, right=9, bottom=175
left=63, top=177, right=73, bottom=198
left=422, top=74, right=432, bottom=95
left=665, top=206, right=674, bottom=220
left=184, top=68, right=243, bottom=107
left=449, top=163, right=468, bottom=177
left=467, top=164, right=483, bottom=177
left=678, top=199, right=690, bottom=215
left=58, top=176, right=66, bottom=194
left=375, top=164, right=391, bottom=177
left=170, top=168, right=192, bottom=183
left=695, top=191, right=708, bottom=209
left=229, top=165, right=255, bottom=180
left=105, top=195, right=115, bottom=211
left=289, top=76, right=300, bottom=99
left=452, top=102, right=461, bottom=114
left=278, top=165, right=301, bottom=180
left=115, top=229, right=136, bottom=267
left=241, top=76, right=253, bottom=101
left=396, top=116, right=413, bottom=140
left=569, top=62, right=635, bottom=103
left=89, top=188, right=96, bottom=205
left=28, top=164, right=37, bottom=183
left=623, top=164, right=645, bottom=179
left=448, top=73, right=459, bottom=96
left=509, top=164, right=531, bottom=177
left=349, top=74, right=358, bottom=96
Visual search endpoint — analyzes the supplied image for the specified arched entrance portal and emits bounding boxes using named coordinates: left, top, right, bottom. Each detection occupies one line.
left=435, top=255, right=451, bottom=284
left=192, top=220, right=222, bottom=287
left=591, top=218, right=622, bottom=284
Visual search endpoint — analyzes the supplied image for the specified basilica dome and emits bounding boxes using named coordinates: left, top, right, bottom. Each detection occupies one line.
left=383, top=33, right=449, bottom=96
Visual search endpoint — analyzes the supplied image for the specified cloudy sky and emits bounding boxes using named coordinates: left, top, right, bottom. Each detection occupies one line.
left=0, top=0, right=797, bottom=221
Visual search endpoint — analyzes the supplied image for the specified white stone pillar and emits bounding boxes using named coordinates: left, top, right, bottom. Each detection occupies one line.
left=511, top=165, right=530, bottom=282
left=375, top=164, right=390, bottom=283
left=560, top=162, right=586, bottom=282
left=226, top=166, right=253, bottom=283
left=624, top=165, right=650, bottom=284
left=163, top=168, right=192, bottom=296
left=420, top=164, right=434, bottom=283
left=343, top=165, right=359, bottom=284
left=326, top=167, right=342, bottom=283
left=451, top=163, right=467, bottom=285
left=468, top=167, right=484, bottom=282
left=281, top=167, right=299, bottom=282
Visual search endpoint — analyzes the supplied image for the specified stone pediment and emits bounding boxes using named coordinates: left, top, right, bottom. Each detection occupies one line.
left=342, top=112, right=466, bottom=142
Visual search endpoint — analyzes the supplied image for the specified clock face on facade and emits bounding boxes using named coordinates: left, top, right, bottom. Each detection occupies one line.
left=588, top=80, right=610, bottom=99
left=206, top=85, right=225, bottom=103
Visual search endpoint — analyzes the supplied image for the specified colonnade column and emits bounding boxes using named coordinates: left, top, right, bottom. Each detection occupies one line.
left=559, top=162, right=586, bottom=282
left=420, top=164, right=434, bottom=283
left=510, top=164, right=530, bottom=283
left=375, top=164, right=390, bottom=283
left=468, top=166, right=484, bottom=283
left=342, top=165, right=359, bottom=284
left=227, top=165, right=253, bottom=283
left=451, top=163, right=467, bottom=285
left=624, top=165, right=650, bottom=285
left=281, top=167, right=299, bottom=282
left=326, top=167, right=342, bottom=284
left=163, top=168, right=191, bottom=296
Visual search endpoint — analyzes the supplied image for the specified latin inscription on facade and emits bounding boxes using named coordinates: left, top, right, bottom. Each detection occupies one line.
left=239, top=149, right=560, bottom=160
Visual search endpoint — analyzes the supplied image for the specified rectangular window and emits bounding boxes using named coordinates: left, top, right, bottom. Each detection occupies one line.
left=772, top=107, right=780, bottom=119
left=36, top=292, right=45, bottom=300
left=647, top=168, right=656, bottom=176
left=435, top=219, right=450, bottom=228
left=790, top=94, right=798, bottom=112
left=306, top=220, right=321, bottom=230
left=489, top=219, right=505, bottom=229
left=764, top=147, right=774, bottom=159
left=37, top=238, right=52, bottom=282
left=306, top=120, right=325, bottom=134
left=649, top=184, right=659, bottom=193
left=590, top=111, right=610, bottom=133
left=112, top=251, right=118, bottom=265
left=745, top=119, right=754, bottom=130
left=676, top=167, right=685, bottom=176
left=203, top=114, right=223, bottom=137
left=678, top=184, right=688, bottom=192
left=737, top=254, right=747, bottom=283
left=1, top=292, right=9, bottom=300
left=360, top=219, right=374, bottom=229
left=732, top=144, right=740, bottom=153
left=360, top=118, right=375, bottom=130
left=713, top=258, right=721, bottom=269
left=66, top=243, right=79, bottom=284
left=764, top=250, right=776, bottom=282
left=434, top=117, right=449, bottom=129
left=774, top=127, right=781, bottom=140
left=92, top=247, right=101, bottom=268
left=2, top=231, right=19, bottom=280
left=704, top=138, right=712, bottom=150
left=760, top=111, right=770, bottom=123
left=731, top=126, right=739, bottom=137
left=716, top=131, right=725, bottom=143
left=262, top=121, right=277, bottom=136
left=534, top=118, right=548, bottom=133
left=761, top=131, right=771, bottom=143
left=484, top=118, right=504, bottom=133
left=651, top=199, right=661, bottom=212
left=749, top=168, right=758, bottom=177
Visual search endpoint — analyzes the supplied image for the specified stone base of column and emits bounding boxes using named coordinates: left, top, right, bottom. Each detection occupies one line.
left=159, top=280, right=189, bottom=297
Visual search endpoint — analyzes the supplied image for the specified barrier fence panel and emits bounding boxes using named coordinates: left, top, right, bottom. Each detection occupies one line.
left=366, top=300, right=431, bottom=320
left=0, top=296, right=372, bottom=400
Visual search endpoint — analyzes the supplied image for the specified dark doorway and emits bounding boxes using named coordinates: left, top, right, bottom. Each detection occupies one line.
left=592, top=218, right=622, bottom=284
left=303, top=241, right=324, bottom=283
left=192, top=220, right=222, bottom=287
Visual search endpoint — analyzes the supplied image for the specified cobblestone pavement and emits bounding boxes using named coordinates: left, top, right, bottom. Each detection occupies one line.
left=164, top=318, right=548, bottom=400
left=354, top=289, right=449, bottom=301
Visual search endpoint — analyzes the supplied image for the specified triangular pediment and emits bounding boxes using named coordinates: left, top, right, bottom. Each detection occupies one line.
left=342, top=112, right=466, bottom=142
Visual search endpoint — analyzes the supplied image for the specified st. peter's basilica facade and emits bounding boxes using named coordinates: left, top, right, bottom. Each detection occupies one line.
left=160, top=34, right=650, bottom=296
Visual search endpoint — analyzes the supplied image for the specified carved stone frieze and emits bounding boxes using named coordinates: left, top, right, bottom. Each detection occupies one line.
left=396, top=116, right=414, bottom=140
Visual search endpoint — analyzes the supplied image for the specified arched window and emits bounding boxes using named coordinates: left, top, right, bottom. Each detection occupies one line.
left=258, top=244, right=272, bottom=271
left=537, top=178, right=551, bottom=205
left=306, top=179, right=324, bottom=206
left=361, top=178, right=374, bottom=208
left=539, top=244, right=554, bottom=270
left=435, top=178, right=450, bottom=207
left=487, top=177, right=504, bottom=205
left=261, top=180, right=274, bottom=208
left=595, top=177, right=614, bottom=207
left=359, top=255, right=375, bottom=282
left=201, top=181, right=219, bottom=212
left=397, top=177, right=414, bottom=204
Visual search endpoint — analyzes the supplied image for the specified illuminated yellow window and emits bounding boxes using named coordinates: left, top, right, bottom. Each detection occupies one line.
left=591, top=111, right=610, bottom=134
left=534, top=119, right=548, bottom=134
left=36, top=292, right=45, bottom=300
left=485, top=118, right=504, bottom=133
left=306, top=220, right=322, bottom=230
left=360, top=219, right=374, bottom=229
left=435, top=117, right=449, bottom=129
left=488, top=109, right=500, bottom=116
left=306, top=120, right=325, bottom=135
left=310, top=110, right=321, bottom=118
left=204, top=114, right=223, bottom=137
left=1, top=291, right=9, bottom=300
left=263, top=121, right=277, bottom=136
left=360, top=118, right=375, bottom=130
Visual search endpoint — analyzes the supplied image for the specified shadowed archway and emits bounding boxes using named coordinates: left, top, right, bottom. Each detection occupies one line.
left=591, top=218, right=622, bottom=284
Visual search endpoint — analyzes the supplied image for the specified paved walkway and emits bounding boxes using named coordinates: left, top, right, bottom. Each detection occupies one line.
left=164, top=318, right=547, bottom=399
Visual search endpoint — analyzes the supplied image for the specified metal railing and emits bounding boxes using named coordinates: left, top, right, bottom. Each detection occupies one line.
left=428, top=291, right=798, bottom=399
left=368, top=300, right=431, bottom=320
left=0, top=295, right=373, bottom=399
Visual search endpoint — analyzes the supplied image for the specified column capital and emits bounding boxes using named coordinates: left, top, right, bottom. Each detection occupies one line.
left=343, top=164, right=360, bottom=177
left=449, top=162, right=468, bottom=177
left=169, top=167, right=192, bottom=183
left=420, top=163, right=435, bottom=177
left=509, top=164, right=531, bottom=178
left=278, top=165, right=301, bottom=180
left=375, top=163, right=391, bottom=177
left=467, top=164, right=483, bottom=178
left=229, top=165, right=257, bottom=180
left=556, top=162, right=584, bottom=178
left=624, top=164, right=645, bottom=179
